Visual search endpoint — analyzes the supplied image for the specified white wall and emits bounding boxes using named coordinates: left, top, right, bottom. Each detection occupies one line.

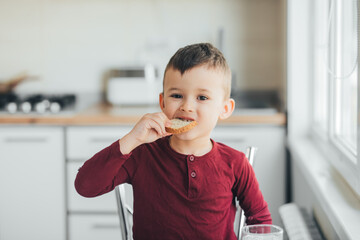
left=0, top=0, right=284, bottom=94
left=286, top=0, right=311, bottom=139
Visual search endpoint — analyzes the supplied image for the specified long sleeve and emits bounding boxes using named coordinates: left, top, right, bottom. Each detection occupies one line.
left=233, top=153, right=272, bottom=225
left=74, top=140, right=133, bottom=198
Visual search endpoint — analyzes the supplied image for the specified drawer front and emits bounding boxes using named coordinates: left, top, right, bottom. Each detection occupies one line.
left=68, top=162, right=117, bottom=212
left=68, top=162, right=133, bottom=212
left=66, top=126, right=132, bottom=160
left=211, top=126, right=258, bottom=151
left=69, top=214, right=122, bottom=240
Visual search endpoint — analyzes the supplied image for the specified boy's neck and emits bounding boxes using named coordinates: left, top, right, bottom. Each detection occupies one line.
left=169, top=136, right=213, bottom=156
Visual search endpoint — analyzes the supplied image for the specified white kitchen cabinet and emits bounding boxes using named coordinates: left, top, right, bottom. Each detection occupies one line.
left=66, top=126, right=133, bottom=240
left=0, top=126, right=65, bottom=240
left=212, top=125, right=286, bottom=225
left=69, top=214, right=121, bottom=240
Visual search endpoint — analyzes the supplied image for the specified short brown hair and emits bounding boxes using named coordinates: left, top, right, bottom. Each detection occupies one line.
left=164, top=43, right=232, bottom=99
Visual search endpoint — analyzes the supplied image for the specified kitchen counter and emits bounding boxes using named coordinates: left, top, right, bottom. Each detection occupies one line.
left=0, top=102, right=286, bottom=125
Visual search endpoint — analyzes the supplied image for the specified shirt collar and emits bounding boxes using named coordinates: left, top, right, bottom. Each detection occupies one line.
left=161, top=136, right=217, bottom=160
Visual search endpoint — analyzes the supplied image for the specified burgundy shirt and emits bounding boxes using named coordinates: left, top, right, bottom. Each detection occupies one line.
left=75, top=136, right=271, bottom=240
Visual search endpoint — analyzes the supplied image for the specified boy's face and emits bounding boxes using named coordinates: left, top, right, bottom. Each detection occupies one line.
left=160, top=65, right=234, bottom=140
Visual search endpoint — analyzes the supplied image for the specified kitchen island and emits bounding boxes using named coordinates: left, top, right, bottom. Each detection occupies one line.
left=0, top=102, right=286, bottom=240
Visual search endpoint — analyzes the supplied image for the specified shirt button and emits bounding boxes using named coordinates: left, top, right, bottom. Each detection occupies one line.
left=191, top=171, right=196, bottom=178
left=189, top=155, right=195, bottom=162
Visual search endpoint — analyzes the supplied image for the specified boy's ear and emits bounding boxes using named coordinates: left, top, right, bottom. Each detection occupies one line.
left=159, top=93, right=165, bottom=111
left=219, top=98, right=235, bottom=120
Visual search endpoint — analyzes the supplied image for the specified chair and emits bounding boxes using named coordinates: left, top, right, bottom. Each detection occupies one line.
left=234, top=146, right=258, bottom=240
left=115, top=146, right=258, bottom=240
left=114, top=184, right=133, bottom=240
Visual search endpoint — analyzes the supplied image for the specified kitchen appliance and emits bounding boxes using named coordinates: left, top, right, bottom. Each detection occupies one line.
left=0, top=93, right=76, bottom=114
left=106, top=64, right=161, bottom=105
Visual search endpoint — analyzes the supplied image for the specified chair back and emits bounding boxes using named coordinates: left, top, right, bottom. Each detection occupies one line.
left=115, top=184, right=131, bottom=240
left=236, top=146, right=258, bottom=240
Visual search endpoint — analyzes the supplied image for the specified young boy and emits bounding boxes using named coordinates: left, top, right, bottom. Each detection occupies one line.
left=75, top=43, right=272, bottom=239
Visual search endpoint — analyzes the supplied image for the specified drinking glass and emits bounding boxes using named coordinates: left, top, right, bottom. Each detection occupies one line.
left=241, top=224, right=283, bottom=240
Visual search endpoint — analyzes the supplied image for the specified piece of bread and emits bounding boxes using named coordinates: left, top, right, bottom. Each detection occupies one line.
left=165, top=118, right=197, bottom=134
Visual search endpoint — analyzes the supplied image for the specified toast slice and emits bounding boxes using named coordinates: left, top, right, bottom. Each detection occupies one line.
left=165, top=118, right=197, bottom=134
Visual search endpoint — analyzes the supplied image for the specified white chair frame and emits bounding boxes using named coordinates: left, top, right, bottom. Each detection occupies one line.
left=236, top=146, right=257, bottom=239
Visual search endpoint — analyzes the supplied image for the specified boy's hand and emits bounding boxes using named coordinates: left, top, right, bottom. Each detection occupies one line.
left=119, top=113, right=172, bottom=154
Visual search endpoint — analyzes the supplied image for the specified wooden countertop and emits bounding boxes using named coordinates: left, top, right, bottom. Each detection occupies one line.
left=0, top=103, right=286, bottom=126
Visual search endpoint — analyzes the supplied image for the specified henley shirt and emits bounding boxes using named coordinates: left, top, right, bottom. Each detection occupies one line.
left=75, top=136, right=272, bottom=240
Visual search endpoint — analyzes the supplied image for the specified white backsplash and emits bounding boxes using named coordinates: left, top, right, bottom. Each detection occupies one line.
left=0, top=0, right=285, bottom=94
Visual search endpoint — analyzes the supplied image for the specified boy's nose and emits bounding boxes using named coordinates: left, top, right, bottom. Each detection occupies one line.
left=180, top=100, right=194, bottom=112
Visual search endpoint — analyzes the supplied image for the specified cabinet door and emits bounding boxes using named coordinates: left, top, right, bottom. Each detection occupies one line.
left=0, top=127, right=65, bottom=240
left=212, top=125, right=286, bottom=225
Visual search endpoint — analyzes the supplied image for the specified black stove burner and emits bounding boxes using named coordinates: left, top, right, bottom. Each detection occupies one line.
left=0, top=92, right=18, bottom=108
left=0, top=93, right=76, bottom=114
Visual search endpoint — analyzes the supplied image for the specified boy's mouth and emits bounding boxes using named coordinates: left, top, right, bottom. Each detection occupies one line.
left=175, top=117, right=195, bottom=122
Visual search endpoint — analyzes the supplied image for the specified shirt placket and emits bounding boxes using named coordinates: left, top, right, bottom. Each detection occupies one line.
left=186, top=154, right=198, bottom=199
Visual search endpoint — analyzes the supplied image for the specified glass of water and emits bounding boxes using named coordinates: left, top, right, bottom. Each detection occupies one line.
left=241, top=224, right=283, bottom=240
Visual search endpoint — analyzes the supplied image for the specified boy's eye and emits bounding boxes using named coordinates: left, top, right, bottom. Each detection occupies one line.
left=170, top=94, right=182, bottom=99
left=198, top=95, right=208, bottom=101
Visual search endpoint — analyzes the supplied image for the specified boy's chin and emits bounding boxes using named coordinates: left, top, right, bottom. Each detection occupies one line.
left=172, top=131, right=196, bottom=140
left=172, top=130, right=209, bottom=141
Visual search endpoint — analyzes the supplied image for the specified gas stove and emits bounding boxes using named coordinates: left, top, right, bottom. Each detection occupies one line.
left=0, top=93, right=77, bottom=114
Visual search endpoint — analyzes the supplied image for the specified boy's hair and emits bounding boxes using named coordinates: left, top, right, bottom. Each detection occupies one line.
left=164, top=43, right=232, bottom=99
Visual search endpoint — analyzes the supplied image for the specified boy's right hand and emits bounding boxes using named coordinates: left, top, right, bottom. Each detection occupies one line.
left=119, top=112, right=172, bottom=154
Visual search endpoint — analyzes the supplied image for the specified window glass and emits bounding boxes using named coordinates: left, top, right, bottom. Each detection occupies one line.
left=333, top=0, right=358, bottom=157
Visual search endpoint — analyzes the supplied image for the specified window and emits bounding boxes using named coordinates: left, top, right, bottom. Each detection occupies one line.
left=312, top=0, right=359, bottom=194
left=332, top=0, right=358, bottom=158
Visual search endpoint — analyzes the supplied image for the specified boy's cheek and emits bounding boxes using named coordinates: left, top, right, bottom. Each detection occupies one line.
left=161, top=108, right=173, bottom=119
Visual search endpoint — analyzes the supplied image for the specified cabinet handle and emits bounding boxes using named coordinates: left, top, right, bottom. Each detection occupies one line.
left=213, top=138, right=245, bottom=142
left=92, top=224, right=120, bottom=229
left=89, top=138, right=115, bottom=143
left=4, top=137, right=48, bottom=143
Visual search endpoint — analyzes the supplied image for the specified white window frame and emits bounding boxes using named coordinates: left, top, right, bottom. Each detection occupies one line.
left=310, top=0, right=360, bottom=196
